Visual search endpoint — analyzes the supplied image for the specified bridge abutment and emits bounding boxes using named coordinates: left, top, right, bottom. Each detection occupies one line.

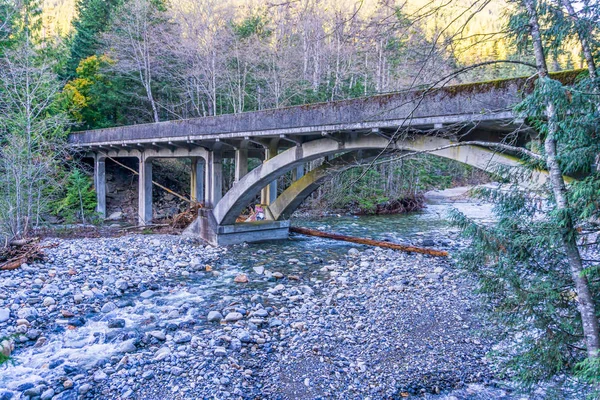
left=183, top=208, right=290, bottom=246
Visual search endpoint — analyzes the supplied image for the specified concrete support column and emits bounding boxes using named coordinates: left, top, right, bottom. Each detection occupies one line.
left=261, top=139, right=279, bottom=205
left=234, top=141, right=248, bottom=183
left=205, top=151, right=222, bottom=208
left=138, top=156, right=153, bottom=225
left=291, top=164, right=304, bottom=182
left=94, top=155, right=106, bottom=219
left=190, top=157, right=204, bottom=203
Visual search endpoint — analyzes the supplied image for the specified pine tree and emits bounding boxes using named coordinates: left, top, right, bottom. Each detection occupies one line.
left=451, top=0, right=600, bottom=386
left=66, top=0, right=122, bottom=77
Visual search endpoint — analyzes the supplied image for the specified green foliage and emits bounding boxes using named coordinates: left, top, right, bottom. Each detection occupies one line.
left=318, top=155, right=486, bottom=214
left=231, top=13, right=271, bottom=40
left=53, top=168, right=97, bottom=223
left=66, top=0, right=122, bottom=77
left=449, top=186, right=589, bottom=383
left=451, top=63, right=600, bottom=386
left=62, top=54, right=132, bottom=129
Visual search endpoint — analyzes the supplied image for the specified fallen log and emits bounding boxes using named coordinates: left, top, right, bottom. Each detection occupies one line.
left=290, top=226, right=448, bottom=257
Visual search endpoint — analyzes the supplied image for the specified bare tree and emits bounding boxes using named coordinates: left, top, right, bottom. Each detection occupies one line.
left=104, top=0, right=178, bottom=122
left=0, top=24, right=69, bottom=240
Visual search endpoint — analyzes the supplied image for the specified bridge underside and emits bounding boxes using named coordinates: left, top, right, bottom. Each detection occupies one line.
left=84, top=129, right=539, bottom=246
left=71, top=76, right=546, bottom=245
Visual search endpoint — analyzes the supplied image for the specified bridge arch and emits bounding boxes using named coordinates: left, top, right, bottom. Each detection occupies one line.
left=212, top=135, right=527, bottom=226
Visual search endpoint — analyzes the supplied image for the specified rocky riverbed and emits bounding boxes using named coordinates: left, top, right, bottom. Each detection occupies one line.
left=0, top=231, right=514, bottom=400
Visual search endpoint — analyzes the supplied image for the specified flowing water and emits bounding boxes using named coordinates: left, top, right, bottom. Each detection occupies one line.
left=1, top=188, right=503, bottom=398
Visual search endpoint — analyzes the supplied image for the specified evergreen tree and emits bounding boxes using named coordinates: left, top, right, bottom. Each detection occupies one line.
left=451, top=0, right=600, bottom=386
left=66, top=0, right=121, bottom=77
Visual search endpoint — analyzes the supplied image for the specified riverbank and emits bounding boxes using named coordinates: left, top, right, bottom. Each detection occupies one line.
left=0, top=232, right=507, bottom=399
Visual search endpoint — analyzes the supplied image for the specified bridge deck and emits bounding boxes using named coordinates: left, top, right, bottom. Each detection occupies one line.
left=68, top=76, right=536, bottom=151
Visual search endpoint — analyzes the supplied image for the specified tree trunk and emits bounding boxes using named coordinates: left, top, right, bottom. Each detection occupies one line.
left=524, top=0, right=600, bottom=358
left=560, top=0, right=596, bottom=79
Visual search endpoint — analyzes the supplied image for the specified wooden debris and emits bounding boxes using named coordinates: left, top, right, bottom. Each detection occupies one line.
left=0, top=240, right=56, bottom=270
left=290, top=226, right=448, bottom=257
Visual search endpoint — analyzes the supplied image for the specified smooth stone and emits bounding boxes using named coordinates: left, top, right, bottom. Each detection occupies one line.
left=118, top=339, right=137, bottom=353
left=107, top=211, right=123, bottom=220
left=40, top=388, right=55, bottom=400
left=154, top=347, right=171, bottom=361
left=42, top=297, right=56, bottom=307
left=108, top=318, right=125, bottom=329
left=174, top=331, right=191, bottom=344
left=67, top=317, right=86, bottom=327
left=140, top=290, right=155, bottom=299
left=78, top=384, right=91, bottom=394
left=0, top=308, right=9, bottom=322
left=269, top=318, right=283, bottom=328
left=224, top=312, right=243, bottom=322
left=254, top=309, right=268, bottom=318
left=234, top=274, right=248, bottom=283
left=101, top=302, right=117, bottom=313
left=149, top=330, right=166, bottom=341
left=230, top=338, right=242, bottom=351
left=115, top=279, right=128, bottom=291
left=93, top=370, right=107, bottom=382
left=237, top=330, right=251, bottom=343
left=142, top=370, right=154, bottom=380
left=253, top=266, right=264, bottom=275
left=207, top=311, right=223, bottom=323
left=272, top=272, right=284, bottom=279
left=214, top=346, right=227, bottom=357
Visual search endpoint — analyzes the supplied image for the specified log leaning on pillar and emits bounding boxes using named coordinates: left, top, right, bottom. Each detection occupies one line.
left=290, top=227, right=448, bottom=257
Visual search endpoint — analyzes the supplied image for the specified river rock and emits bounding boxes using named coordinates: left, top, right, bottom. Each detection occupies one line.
left=174, top=331, right=192, bottom=343
left=94, top=370, right=108, bottom=382
left=115, top=279, right=128, bottom=291
left=207, top=311, right=223, bottom=322
left=234, top=274, right=249, bottom=283
left=0, top=339, right=13, bottom=357
left=214, top=346, right=227, bottom=357
left=237, top=330, right=251, bottom=343
left=40, top=388, right=55, bottom=400
left=108, top=318, right=125, bottom=328
left=224, top=312, right=243, bottom=322
left=142, top=370, right=155, bottom=380
left=253, top=266, right=265, bottom=275
left=140, top=290, right=155, bottom=299
left=0, top=308, right=9, bottom=322
left=78, top=384, right=91, bottom=394
left=272, top=272, right=284, bottom=279
left=101, top=301, right=117, bottom=313
left=119, top=339, right=137, bottom=353
left=149, top=330, right=166, bottom=340
left=254, top=309, right=268, bottom=318
left=154, top=347, right=171, bottom=361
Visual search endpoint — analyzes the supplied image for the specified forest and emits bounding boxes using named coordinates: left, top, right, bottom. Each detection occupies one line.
left=1, top=0, right=600, bottom=395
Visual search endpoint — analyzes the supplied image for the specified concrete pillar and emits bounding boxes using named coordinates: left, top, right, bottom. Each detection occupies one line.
left=205, top=151, right=222, bottom=208
left=292, top=164, right=304, bottom=182
left=261, top=139, right=279, bottom=205
left=138, top=156, right=153, bottom=225
left=94, top=155, right=106, bottom=219
left=190, top=157, right=204, bottom=203
left=234, top=141, right=248, bottom=183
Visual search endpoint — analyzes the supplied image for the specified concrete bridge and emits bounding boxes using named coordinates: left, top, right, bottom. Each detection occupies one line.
left=69, top=76, right=540, bottom=245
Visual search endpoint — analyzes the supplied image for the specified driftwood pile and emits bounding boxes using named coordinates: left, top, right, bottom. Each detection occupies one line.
left=0, top=238, right=55, bottom=271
